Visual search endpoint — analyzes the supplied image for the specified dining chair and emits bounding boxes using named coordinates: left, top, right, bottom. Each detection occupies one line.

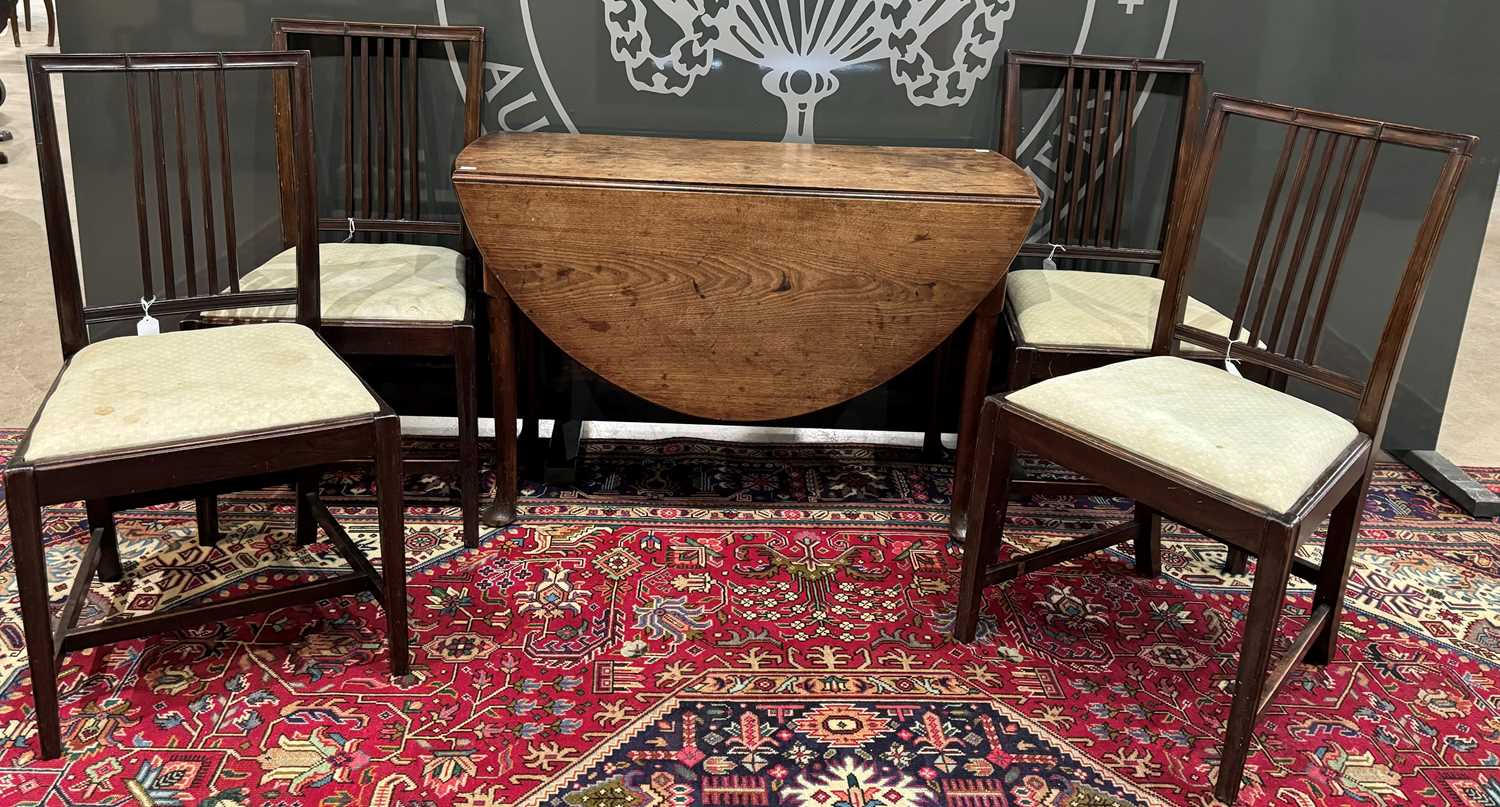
left=939, top=52, right=1216, bottom=541
left=199, top=19, right=488, bottom=548
left=14, top=50, right=410, bottom=759
left=953, top=95, right=1476, bottom=803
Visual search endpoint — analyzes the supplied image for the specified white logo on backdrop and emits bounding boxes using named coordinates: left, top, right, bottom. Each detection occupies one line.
left=597, top=0, right=1014, bottom=143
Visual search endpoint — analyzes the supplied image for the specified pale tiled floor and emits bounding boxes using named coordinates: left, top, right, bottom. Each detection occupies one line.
left=0, top=8, right=63, bottom=428
left=1437, top=194, right=1500, bottom=466
left=0, top=6, right=1494, bottom=463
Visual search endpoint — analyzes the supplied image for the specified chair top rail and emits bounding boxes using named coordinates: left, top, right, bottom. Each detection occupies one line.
left=272, top=17, right=484, bottom=42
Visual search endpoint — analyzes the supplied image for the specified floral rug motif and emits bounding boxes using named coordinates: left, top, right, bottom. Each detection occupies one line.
left=0, top=430, right=1497, bottom=806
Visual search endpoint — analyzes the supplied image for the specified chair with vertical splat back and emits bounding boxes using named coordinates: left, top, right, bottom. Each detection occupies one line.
left=954, top=95, right=1476, bottom=803
left=200, top=20, right=490, bottom=548
left=941, top=51, right=1219, bottom=543
left=12, top=50, right=409, bottom=759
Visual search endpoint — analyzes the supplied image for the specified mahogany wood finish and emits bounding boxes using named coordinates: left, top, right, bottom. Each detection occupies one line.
left=937, top=51, right=1205, bottom=537
left=201, top=19, right=490, bottom=545
left=454, top=131, right=1038, bottom=523
left=17, top=51, right=410, bottom=760
left=954, top=95, right=1476, bottom=803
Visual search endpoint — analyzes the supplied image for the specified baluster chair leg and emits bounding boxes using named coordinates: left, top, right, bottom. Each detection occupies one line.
left=7, top=469, right=62, bottom=759
left=375, top=415, right=410, bottom=678
left=455, top=322, right=481, bottom=549
left=87, top=500, right=123, bottom=583
left=954, top=399, right=1013, bottom=642
left=1215, top=535, right=1293, bottom=804
left=1133, top=502, right=1161, bottom=578
left=195, top=495, right=222, bottom=546
left=295, top=471, right=320, bottom=546
left=1223, top=546, right=1249, bottom=575
left=1305, top=476, right=1368, bottom=665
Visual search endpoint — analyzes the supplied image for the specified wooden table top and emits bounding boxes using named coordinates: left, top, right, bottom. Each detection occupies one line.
left=455, top=132, right=1038, bottom=203
left=456, top=132, right=1039, bottom=421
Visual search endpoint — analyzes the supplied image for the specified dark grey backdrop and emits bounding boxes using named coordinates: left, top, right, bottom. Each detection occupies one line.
left=56, top=0, right=1500, bottom=449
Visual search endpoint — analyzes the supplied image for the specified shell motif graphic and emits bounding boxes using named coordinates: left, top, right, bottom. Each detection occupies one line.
left=599, top=0, right=1017, bottom=142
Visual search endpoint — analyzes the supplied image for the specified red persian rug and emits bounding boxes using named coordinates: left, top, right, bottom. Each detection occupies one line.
left=0, top=429, right=1497, bottom=806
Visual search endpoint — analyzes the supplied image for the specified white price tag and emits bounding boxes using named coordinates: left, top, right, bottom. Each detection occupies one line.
left=1223, top=338, right=1242, bottom=378
left=1042, top=243, right=1065, bottom=271
left=136, top=296, right=160, bottom=336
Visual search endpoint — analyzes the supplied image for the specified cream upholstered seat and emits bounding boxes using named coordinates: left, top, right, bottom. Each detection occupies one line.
left=1007, top=269, right=1244, bottom=352
left=202, top=242, right=467, bottom=323
left=22, top=323, right=380, bottom=464
left=1004, top=355, right=1362, bottom=514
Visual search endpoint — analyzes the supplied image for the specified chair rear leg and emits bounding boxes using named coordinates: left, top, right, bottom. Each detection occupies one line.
left=455, top=323, right=481, bottom=549
left=295, top=471, right=321, bottom=546
left=87, top=500, right=123, bottom=582
left=1224, top=546, right=1249, bottom=575
left=374, top=416, right=410, bottom=678
left=920, top=337, right=949, bottom=461
left=954, top=399, right=1013, bottom=642
left=482, top=292, right=519, bottom=528
left=7, top=469, right=62, bottom=759
left=1133, top=502, right=1161, bottom=578
left=1306, top=476, right=1370, bottom=665
left=195, top=495, right=222, bottom=547
left=1215, top=537, right=1293, bottom=804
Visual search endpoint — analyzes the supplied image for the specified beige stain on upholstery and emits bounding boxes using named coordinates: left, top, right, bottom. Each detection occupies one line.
left=1007, top=269, right=1246, bottom=352
left=202, top=242, right=467, bottom=323
left=21, top=324, right=379, bottom=463
left=1005, top=355, right=1362, bottom=514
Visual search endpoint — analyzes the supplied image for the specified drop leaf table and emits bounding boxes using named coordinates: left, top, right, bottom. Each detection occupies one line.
left=453, top=132, right=1039, bottom=531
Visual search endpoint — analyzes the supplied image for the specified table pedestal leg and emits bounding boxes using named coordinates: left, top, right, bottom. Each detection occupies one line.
left=482, top=289, right=519, bottom=528
left=951, top=305, right=1001, bottom=543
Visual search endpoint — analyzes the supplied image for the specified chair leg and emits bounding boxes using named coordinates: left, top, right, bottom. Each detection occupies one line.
left=1305, top=476, right=1370, bottom=665
left=920, top=337, right=949, bottom=461
left=294, top=471, right=320, bottom=546
left=195, top=495, right=222, bottom=547
left=87, top=500, right=122, bottom=583
left=1215, top=537, right=1294, bottom=804
left=950, top=313, right=1000, bottom=543
left=516, top=316, right=543, bottom=478
left=482, top=291, right=519, bottom=528
left=23, top=0, right=30, bottom=31
left=10, top=13, right=19, bottom=47
left=7, top=468, right=62, bottom=759
left=374, top=415, right=410, bottom=678
left=1133, top=502, right=1161, bottom=579
left=454, top=323, right=481, bottom=549
left=1223, top=546, right=1249, bottom=575
left=954, top=399, right=1013, bottom=642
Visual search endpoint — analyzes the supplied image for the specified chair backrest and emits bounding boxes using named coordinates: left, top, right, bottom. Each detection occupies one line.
left=1000, top=50, right=1204, bottom=274
left=1153, top=94, right=1477, bottom=440
left=29, top=51, right=320, bottom=359
left=270, top=19, right=485, bottom=251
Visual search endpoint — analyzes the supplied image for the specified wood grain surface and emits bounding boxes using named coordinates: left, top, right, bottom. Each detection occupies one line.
left=455, top=132, right=1038, bottom=202
left=456, top=133, right=1038, bottom=421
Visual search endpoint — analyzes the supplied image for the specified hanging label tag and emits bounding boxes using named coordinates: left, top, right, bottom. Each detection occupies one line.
left=1223, top=338, right=1242, bottom=378
left=136, top=296, right=160, bottom=336
left=1042, top=243, right=1065, bottom=271
left=343, top=217, right=356, bottom=244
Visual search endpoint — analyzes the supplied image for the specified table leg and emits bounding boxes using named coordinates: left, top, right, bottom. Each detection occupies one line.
left=950, top=309, right=1000, bottom=543
left=482, top=288, right=519, bottom=528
